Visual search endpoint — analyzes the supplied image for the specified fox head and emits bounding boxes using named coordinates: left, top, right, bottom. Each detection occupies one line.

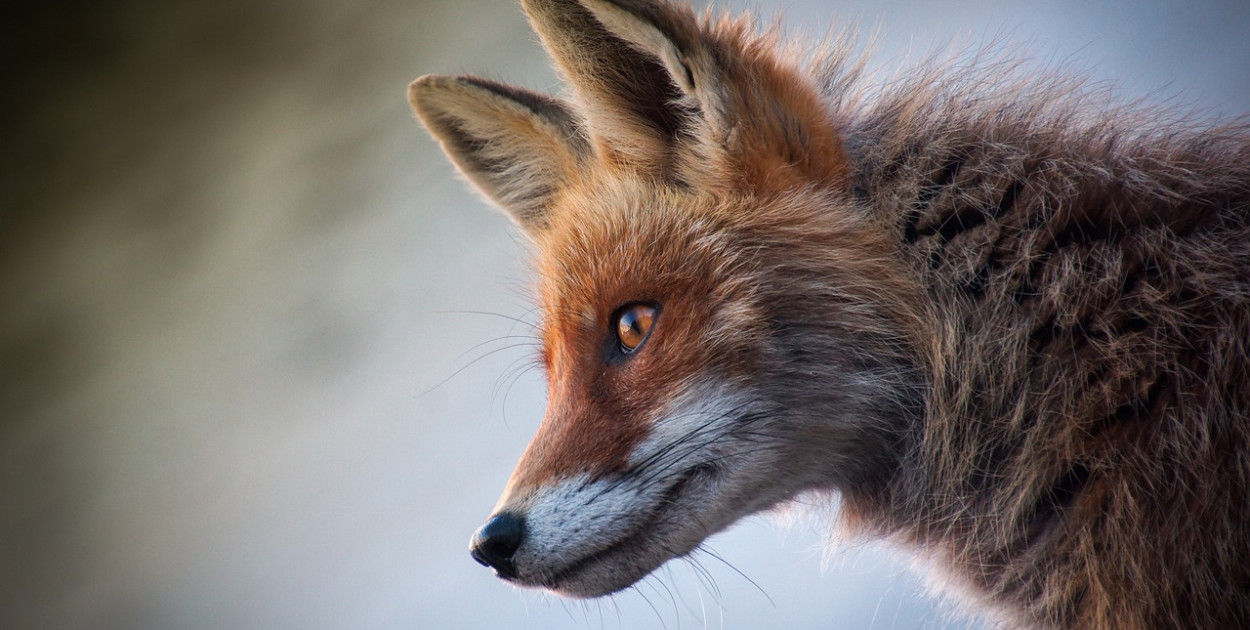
left=411, top=0, right=926, bottom=597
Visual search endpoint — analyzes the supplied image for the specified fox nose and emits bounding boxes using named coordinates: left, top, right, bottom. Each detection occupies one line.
left=469, top=512, right=524, bottom=578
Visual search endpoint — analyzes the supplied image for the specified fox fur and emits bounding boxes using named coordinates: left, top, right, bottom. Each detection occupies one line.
left=409, top=0, right=1250, bottom=627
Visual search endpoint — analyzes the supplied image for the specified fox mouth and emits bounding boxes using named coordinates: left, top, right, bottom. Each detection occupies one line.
left=533, top=463, right=719, bottom=595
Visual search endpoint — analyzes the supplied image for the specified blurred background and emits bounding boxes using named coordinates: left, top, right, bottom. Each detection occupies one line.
left=2, top=0, right=1246, bottom=628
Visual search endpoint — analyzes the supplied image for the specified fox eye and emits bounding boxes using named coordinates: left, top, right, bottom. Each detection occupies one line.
left=614, top=303, right=658, bottom=353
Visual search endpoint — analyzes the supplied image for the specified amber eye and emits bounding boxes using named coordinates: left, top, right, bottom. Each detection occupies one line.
left=614, top=303, right=658, bottom=353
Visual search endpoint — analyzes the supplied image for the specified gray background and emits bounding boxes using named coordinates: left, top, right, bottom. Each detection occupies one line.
left=2, top=1, right=1246, bottom=628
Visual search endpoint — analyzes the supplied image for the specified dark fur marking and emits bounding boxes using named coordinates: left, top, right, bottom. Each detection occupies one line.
left=1028, top=319, right=1061, bottom=355
left=1011, top=248, right=1053, bottom=306
left=439, top=119, right=501, bottom=171
left=962, top=261, right=992, bottom=299
left=1089, top=372, right=1168, bottom=440
left=919, top=158, right=965, bottom=208
left=934, top=204, right=990, bottom=242
left=960, top=179, right=1023, bottom=299
left=995, top=180, right=1024, bottom=221
left=903, top=156, right=965, bottom=244
left=1027, top=462, right=1093, bottom=539
left=903, top=209, right=922, bottom=243
left=1010, top=278, right=1041, bottom=306
left=1047, top=462, right=1092, bottom=513
left=1048, top=213, right=1114, bottom=252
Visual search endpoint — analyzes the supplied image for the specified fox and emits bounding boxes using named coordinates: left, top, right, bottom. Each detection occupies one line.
left=408, top=0, right=1250, bottom=627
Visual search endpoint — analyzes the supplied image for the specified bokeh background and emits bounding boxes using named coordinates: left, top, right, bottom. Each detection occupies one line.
left=3, top=1, right=1247, bottom=628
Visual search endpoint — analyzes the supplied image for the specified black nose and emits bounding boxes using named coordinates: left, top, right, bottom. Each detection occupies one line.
left=469, top=512, right=524, bottom=579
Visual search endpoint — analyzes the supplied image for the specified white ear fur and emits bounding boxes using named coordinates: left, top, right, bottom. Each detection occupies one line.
left=409, top=75, right=588, bottom=232
left=579, top=0, right=850, bottom=187
left=520, top=0, right=695, bottom=170
left=577, top=0, right=730, bottom=137
left=579, top=0, right=693, bottom=92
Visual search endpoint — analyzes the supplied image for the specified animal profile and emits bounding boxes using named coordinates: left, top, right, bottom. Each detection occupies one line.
left=410, top=0, right=1250, bottom=627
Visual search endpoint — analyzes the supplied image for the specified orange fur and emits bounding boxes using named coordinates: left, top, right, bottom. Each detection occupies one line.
left=411, top=0, right=1250, bottom=627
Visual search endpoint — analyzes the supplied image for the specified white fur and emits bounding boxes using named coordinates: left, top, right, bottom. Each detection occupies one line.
left=498, top=381, right=786, bottom=596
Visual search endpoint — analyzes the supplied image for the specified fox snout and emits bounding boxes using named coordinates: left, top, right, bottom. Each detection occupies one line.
left=464, top=431, right=748, bottom=598
left=461, top=380, right=744, bottom=596
left=469, top=512, right=524, bottom=579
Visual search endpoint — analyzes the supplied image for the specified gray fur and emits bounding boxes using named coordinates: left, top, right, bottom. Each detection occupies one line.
left=832, top=58, right=1250, bottom=628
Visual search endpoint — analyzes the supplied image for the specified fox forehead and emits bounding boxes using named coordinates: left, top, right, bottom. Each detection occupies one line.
left=534, top=177, right=736, bottom=317
left=529, top=174, right=893, bottom=336
left=527, top=174, right=897, bottom=364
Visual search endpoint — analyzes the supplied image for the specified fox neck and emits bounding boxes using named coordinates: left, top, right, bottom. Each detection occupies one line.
left=842, top=92, right=1250, bottom=625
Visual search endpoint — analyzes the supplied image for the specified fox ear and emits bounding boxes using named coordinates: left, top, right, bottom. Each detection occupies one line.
left=526, top=0, right=849, bottom=187
left=409, top=75, right=588, bottom=232
left=520, top=0, right=687, bottom=170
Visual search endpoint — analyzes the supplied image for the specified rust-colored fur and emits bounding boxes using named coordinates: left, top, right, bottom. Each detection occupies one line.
left=410, top=1, right=1250, bottom=627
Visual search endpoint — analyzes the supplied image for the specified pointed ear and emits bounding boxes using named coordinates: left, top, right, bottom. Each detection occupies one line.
left=520, top=0, right=687, bottom=169
left=542, top=0, right=850, bottom=188
left=409, top=75, right=588, bottom=232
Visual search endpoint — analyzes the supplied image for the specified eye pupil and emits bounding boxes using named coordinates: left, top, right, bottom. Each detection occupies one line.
left=615, top=303, right=657, bottom=353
